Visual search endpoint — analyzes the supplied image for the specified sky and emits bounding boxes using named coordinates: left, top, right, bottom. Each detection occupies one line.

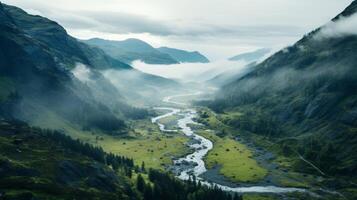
left=2, top=0, right=353, bottom=60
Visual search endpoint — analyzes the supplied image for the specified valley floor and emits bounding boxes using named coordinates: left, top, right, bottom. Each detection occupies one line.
left=47, top=92, right=354, bottom=200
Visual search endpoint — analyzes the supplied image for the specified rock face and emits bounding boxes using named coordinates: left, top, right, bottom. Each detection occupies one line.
left=208, top=0, right=357, bottom=176
left=157, top=47, right=210, bottom=63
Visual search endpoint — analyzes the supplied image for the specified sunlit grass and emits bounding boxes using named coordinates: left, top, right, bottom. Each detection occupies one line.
left=198, top=130, right=267, bottom=183
left=30, top=107, right=190, bottom=170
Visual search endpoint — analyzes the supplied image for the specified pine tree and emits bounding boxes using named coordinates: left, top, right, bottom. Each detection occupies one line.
left=141, top=161, right=146, bottom=172
left=136, top=174, right=146, bottom=192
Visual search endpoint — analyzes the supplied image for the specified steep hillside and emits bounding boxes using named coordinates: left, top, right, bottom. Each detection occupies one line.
left=84, top=38, right=179, bottom=65
left=157, top=47, right=209, bottom=63
left=0, top=2, right=178, bottom=134
left=205, top=0, right=357, bottom=179
left=0, top=120, right=137, bottom=200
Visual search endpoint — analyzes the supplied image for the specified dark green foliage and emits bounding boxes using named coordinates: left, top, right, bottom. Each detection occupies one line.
left=0, top=120, right=137, bottom=200
left=146, top=170, right=242, bottom=200
left=136, top=174, right=146, bottom=192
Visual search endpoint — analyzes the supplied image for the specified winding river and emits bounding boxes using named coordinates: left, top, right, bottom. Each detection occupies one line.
left=152, top=93, right=307, bottom=194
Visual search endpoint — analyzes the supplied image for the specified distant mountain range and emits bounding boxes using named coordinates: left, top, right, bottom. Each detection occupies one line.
left=204, top=0, right=357, bottom=180
left=84, top=38, right=210, bottom=65
left=229, top=48, right=271, bottom=63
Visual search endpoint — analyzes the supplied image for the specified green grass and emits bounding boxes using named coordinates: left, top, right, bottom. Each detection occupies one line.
left=95, top=119, right=190, bottom=169
left=97, top=132, right=189, bottom=170
left=243, top=194, right=278, bottom=200
left=198, top=130, right=267, bottom=183
left=27, top=106, right=190, bottom=170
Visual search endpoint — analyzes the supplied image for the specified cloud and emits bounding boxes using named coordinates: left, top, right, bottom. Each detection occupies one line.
left=13, top=2, right=305, bottom=38
left=3, top=0, right=353, bottom=60
left=71, top=63, right=92, bottom=83
left=61, top=10, right=304, bottom=38
left=316, top=13, right=357, bottom=39
left=131, top=60, right=249, bottom=82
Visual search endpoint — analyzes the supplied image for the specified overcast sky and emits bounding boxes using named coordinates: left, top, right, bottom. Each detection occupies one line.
left=3, top=0, right=353, bottom=60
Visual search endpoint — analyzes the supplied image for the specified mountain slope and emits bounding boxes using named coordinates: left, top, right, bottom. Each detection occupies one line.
left=0, top=2, right=179, bottom=134
left=157, top=47, right=209, bottom=63
left=229, top=48, right=271, bottom=63
left=0, top=120, right=137, bottom=200
left=206, top=0, right=357, bottom=179
left=84, top=38, right=179, bottom=65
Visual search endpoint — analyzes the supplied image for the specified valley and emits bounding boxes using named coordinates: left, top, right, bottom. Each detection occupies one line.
left=87, top=91, right=340, bottom=199
left=0, top=0, right=357, bottom=199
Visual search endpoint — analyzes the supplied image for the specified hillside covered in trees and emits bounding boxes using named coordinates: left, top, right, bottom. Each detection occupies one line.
left=0, top=119, right=241, bottom=200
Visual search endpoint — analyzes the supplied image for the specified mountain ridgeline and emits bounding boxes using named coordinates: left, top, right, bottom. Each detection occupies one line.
left=157, top=47, right=210, bottom=63
left=204, top=0, right=357, bottom=179
left=84, top=38, right=179, bottom=65
left=84, top=38, right=210, bottom=64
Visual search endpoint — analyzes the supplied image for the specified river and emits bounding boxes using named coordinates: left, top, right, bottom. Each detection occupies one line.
left=152, top=93, right=308, bottom=194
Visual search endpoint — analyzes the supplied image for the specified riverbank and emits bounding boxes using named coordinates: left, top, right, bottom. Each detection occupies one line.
left=151, top=92, right=312, bottom=196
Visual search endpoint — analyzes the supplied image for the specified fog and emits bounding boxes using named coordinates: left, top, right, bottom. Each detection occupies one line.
left=72, top=63, right=92, bottom=83
left=131, top=60, right=249, bottom=82
left=316, top=13, right=357, bottom=39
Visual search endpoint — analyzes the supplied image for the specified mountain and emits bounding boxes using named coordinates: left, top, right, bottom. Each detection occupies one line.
left=157, top=47, right=210, bottom=63
left=84, top=38, right=179, bottom=65
left=204, top=0, right=357, bottom=181
left=0, top=2, right=177, bottom=134
left=229, top=48, right=271, bottom=63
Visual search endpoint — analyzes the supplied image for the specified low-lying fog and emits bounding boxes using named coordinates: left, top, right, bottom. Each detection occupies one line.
left=131, top=60, right=249, bottom=82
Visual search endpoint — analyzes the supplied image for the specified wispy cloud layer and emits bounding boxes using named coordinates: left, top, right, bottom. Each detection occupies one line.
left=131, top=60, right=249, bottom=82
left=2, top=0, right=353, bottom=60
left=316, top=13, right=357, bottom=39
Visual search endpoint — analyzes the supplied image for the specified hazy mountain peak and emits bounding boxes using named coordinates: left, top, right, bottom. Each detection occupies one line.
left=156, top=46, right=210, bottom=63
left=229, top=48, right=271, bottom=63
